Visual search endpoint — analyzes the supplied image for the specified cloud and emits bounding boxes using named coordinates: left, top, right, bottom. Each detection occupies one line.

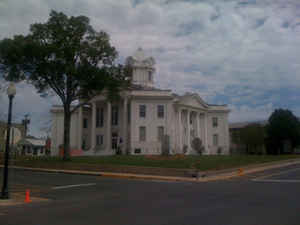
left=1, top=0, right=300, bottom=136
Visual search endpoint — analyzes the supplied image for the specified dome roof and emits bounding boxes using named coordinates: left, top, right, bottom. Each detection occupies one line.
left=127, top=47, right=155, bottom=67
left=132, top=47, right=147, bottom=61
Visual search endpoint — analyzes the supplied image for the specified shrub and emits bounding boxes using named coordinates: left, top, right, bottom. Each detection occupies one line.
left=191, top=138, right=205, bottom=155
left=183, top=145, right=188, bottom=154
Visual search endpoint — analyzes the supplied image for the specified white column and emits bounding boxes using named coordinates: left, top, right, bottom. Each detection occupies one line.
left=204, top=113, right=208, bottom=154
left=78, top=106, right=83, bottom=150
left=91, top=102, right=96, bottom=151
left=225, top=114, right=229, bottom=154
left=196, top=112, right=200, bottom=138
left=106, top=101, right=112, bottom=151
left=123, top=98, right=128, bottom=154
left=178, top=108, right=182, bottom=153
left=187, top=109, right=191, bottom=153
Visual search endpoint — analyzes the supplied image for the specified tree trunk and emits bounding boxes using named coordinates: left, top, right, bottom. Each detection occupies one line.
left=63, top=105, right=71, bottom=161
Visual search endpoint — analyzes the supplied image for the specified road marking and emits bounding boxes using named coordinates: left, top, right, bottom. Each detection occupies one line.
left=52, top=183, right=96, bottom=190
left=252, top=167, right=300, bottom=181
left=252, top=179, right=300, bottom=183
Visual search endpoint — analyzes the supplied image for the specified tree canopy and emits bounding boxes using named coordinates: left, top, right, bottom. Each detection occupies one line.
left=0, top=10, right=129, bottom=160
left=266, top=109, right=300, bottom=154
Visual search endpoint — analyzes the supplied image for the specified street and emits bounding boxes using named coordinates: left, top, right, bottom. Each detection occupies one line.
left=1, top=164, right=300, bottom=225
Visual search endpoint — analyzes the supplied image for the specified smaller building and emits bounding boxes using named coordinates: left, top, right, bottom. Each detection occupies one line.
left=17, top=137, right=49, bottom=156
left=229, top=121, right=267, bottom=154
left=0, top=121, right=25, bottom=152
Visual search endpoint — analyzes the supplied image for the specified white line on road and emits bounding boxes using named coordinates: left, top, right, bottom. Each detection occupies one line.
left=52, top=183, right=96, bottom=190
left=252, top=167, right=300, bottom=181
left=252, top=179, right=300, bottom=183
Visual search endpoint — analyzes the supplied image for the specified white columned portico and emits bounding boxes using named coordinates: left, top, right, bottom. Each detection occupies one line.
left=91, top=102, right=96, bottom=151
left=178, top=108, right=182, bottom=153
left=123, top=97, right=128, bottom=153
left=187, top=109, right=191, bottom=153
left=106, top=101, right=112, bottom=151
left=78, top=106, right=83, bottom=150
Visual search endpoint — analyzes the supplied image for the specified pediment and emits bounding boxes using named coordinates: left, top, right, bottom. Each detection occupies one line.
left=177, top=93, right=208, bottom=109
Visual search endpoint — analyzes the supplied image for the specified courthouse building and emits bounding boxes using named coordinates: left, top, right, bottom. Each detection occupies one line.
left=51, top=48, right=230, bottom=156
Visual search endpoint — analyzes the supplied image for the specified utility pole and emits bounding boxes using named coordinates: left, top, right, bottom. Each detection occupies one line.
left=22, top=114, right=30, bottom=137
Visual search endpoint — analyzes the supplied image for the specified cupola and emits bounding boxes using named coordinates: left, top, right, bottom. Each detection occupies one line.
left=125, top=47, right=156, bottom=87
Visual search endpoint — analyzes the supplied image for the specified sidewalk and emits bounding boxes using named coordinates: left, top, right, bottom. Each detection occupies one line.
left=2, top=158, right=300, bottom=182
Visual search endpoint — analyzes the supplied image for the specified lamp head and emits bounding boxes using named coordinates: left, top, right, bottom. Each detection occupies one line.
left=7, top=82, right=16, bottom=97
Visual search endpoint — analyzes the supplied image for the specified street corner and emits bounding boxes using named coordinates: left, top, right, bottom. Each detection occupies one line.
left=0, top=192, right=49, bottom=207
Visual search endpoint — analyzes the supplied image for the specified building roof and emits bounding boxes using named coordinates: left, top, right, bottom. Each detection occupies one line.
left=172, top=92, right=230, bottom=112
left=132, top=47, right=147, bottom=61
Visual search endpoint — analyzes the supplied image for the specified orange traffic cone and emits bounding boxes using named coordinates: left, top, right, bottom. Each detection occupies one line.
left=238, top=168, right=244, bottom=176
left=25, top=189, right=31, bottom=203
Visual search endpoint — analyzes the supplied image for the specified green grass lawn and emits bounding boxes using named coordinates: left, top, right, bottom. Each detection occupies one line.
left=9, top=154, right=300, bottom=171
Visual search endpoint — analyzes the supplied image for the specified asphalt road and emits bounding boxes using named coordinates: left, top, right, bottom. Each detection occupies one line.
left=1, top=164, right=300, bottom=225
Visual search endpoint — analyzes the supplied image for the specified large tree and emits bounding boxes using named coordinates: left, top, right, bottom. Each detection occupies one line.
left=0, top=11, right=128, bottom=160
left=266, top=109, right=300, bottom=154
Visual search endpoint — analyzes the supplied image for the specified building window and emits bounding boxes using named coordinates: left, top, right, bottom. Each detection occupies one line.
left=139, top=105, right=146, bottom=118
left=83, top=118, right=88, bottom=129
left=157, top=105, right=164, bottom=118
left=96, top=135, right=103, bottom=146
left=212, top=117, right=218, bottom=127
left=112, top=106, right=118, bottom=126
left=139, top=126, right=146, bottom=142
left=148, top=71, right=152, bottom=81
left=213, top=134, right=218, bottom=146
left=157, top=126, right=164, bottom=142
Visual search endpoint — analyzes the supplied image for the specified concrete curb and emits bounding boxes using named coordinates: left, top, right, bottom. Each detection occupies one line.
left=2, top=158, right=300, bottom=182
left=0, top=193, right=49, bottom=206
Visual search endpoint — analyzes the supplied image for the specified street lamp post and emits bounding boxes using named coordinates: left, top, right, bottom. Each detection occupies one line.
left=1, top=83, right=16, bottom=199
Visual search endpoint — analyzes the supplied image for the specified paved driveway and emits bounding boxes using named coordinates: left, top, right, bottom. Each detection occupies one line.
left=1, top=165, right=300, bottom=225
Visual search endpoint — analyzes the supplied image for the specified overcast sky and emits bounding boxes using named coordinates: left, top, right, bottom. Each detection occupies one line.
left=0, top=0, right=300, bottom=137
